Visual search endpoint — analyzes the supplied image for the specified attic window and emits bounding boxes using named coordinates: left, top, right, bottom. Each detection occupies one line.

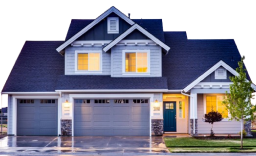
left=107, top=17, right=119, bottom=34
left=215, top=68, right=227, bottom=79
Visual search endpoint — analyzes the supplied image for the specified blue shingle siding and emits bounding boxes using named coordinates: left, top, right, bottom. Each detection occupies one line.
left=2, top=41, right=64, bottom=92
left=56, top=75, right=168, bottom=90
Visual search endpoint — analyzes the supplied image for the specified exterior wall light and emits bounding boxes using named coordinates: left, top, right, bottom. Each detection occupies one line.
left=63, top=100, right=71, bottom=107
left=153, top=99, right=160, bottom=107
left=62, top=99, right=72, bottom=119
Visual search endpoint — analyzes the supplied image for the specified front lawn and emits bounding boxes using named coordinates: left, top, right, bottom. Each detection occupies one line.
left=165, top=137, right=256, bottom=153
left=252, top=130, right=256, bottom=133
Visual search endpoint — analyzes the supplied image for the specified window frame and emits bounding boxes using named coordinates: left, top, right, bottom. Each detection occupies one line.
left=215, top=68, right=227, bottom=79
left=203, top=94, right=230, bottom=121
left=75, top=50, right=102, bottom=73
left=122, top=50, right=150, bottom=75
left=107, top=17, right=119, bottom=34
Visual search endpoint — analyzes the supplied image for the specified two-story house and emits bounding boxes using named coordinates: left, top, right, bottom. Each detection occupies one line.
left=2, top=6, right=255, bottom=136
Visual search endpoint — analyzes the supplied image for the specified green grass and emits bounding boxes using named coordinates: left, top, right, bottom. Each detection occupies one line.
left=165, top=137, right=256, bottom=147
left=165, top=137, right=256, bottom=153
left=169, top=147, right=256, bottom=153
left=252, top=130, right=256, bottom=132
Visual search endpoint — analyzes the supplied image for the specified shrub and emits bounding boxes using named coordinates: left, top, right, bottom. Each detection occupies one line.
left=239, top=130, right=247, bottom=137
left=204, top=109, right=223, bottom=137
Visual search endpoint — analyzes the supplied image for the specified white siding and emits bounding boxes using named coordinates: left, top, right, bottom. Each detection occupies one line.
left=65, top=46, right=111, bottom=75
left=111, top=45, right=162, bottom=77
left=197, top=94, right=241, bottom=134
left=7, top=95, right=13, bottom=135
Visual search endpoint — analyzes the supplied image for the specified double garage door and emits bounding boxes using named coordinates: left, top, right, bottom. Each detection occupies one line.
left=74, top=99, right=150, bottom=136
left=17, top=98, right=149, bottom=136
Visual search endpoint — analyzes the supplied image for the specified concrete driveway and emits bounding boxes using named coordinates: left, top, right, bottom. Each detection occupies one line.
left=0, top=136, right=168, bottom=155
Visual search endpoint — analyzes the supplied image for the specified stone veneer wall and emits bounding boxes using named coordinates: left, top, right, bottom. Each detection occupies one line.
left=151, top=119, right=163, bottom=136
left=61, top=119, right=72, bottom=136
left=190, top=119, right=198, bottom=136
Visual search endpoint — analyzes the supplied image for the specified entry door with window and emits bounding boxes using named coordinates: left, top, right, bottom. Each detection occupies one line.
left=163, top=102, right=176, bottom=132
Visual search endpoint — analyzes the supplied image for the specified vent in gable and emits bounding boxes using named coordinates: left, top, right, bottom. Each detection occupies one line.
left=215, top=67, right=227, bottom=79
left=107, top=17, right=119, bottom=34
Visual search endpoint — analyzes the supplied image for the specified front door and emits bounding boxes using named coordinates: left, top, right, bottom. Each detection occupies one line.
left=163, top=102, right=177, bottom=132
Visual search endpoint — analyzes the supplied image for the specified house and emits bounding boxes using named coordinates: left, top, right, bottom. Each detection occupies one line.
left=2, top=6, right=255, bottom=136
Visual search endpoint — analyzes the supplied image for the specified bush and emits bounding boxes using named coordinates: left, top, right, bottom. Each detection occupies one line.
left=239, top=130, right=247, bottom=137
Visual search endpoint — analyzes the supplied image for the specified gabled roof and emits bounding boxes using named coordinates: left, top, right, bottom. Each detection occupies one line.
left=2, top=41, right=64, bottom=92
left=183, top=60, right=237, bottom=92
left=103, top=24, right=170, bottom=53
left=2, top=32, right=254, bottom=92
left=56, top=6, right=134, bottom=53
left=162, top=33, right=251, bottom=90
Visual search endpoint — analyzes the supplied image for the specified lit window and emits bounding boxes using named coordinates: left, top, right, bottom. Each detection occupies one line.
left=179, top=101, right=185, bottom=118
left=107, top=17, right=119, bottom=34
left=77, top=53, right=100, bottom=71
left=125, top=52, right=148, bottom=73
left=206, top=95, right=228, bottom=118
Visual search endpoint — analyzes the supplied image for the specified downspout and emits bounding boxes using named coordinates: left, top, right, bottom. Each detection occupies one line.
left=181, top=90, right=195, bottom=135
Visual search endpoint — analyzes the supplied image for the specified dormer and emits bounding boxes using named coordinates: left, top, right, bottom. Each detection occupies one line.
left=56, top=6, right=170, bottom=77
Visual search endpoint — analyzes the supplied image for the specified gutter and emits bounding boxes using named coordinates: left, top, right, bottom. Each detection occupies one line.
left=55, top=89, right=169, bottom=93
left=1, top=92, right=59, bottom=95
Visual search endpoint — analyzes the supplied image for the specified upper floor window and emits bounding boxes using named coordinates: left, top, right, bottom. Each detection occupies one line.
left=107, top=17, right=119, bottom=34
left=215, top=68, right=227, bottom=79
left=75, top=51, right=101, bottom=72
left=122, top=50, right=150, bottom=74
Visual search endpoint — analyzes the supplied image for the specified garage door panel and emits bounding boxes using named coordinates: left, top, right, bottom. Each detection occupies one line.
left=75, top=115, right=92, bottom=121
left=93, top=115, right=111, bottom=121
left=74, top=99, right=149, bottom=136
left=113, top=129, right=130, bottom=136
left=132, top=107, right=149, bottom=114
left=18, top=107, right=35, bottom=113
left=18, top=113, right=35, bottom=120
left=93, top=107, right=111, bottom=114
left=17, top=99, right=57, bottom=136
left=113, top=115, right=130, bottom=121
left=18, top=121, right=36, bottom=128
left=93, top=121, right=111, bottom=126
left=39, top=113, right=56, bottom=119
left=113, top=121, right=130, bottom=126
left=113, top=107, right=130, bottom=114
left=132, top=115, right=149, bottom=121
left=132, top=121, right=149, bottom=126
left=75, top=106, right=92, bottom=114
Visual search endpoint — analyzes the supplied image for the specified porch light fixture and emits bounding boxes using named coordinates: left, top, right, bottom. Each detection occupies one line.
left=153, top=99, right=160, bottom=107
left=63, top=100, right=71, bottom=108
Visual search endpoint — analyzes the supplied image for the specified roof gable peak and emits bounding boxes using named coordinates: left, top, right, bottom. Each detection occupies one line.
left=56, top=6, right=134, bottom=54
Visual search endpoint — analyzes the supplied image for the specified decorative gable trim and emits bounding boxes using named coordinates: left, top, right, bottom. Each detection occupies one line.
left=103, top=24, right=171, bottom=53
left=56, top=6, right=135, bottom=53
left=183, top=60, right=256, bottom=92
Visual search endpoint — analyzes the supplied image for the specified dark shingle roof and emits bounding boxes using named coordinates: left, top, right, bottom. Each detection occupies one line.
left=2, top=27, right=251, bottom=92
left=56, top=75, right=168, bottom=90
left=65, top=19, right=93, bottom=41
left=133, top=19, right=165, bottom=42
left=163, top=32, right=250, bottom=89
left=65, top=19, right=164, bottom=42
left=2, top=41, right=64, bottom=92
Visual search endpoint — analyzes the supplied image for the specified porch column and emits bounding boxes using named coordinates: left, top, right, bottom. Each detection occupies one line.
left=190, top=93, right=198, bottom=135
